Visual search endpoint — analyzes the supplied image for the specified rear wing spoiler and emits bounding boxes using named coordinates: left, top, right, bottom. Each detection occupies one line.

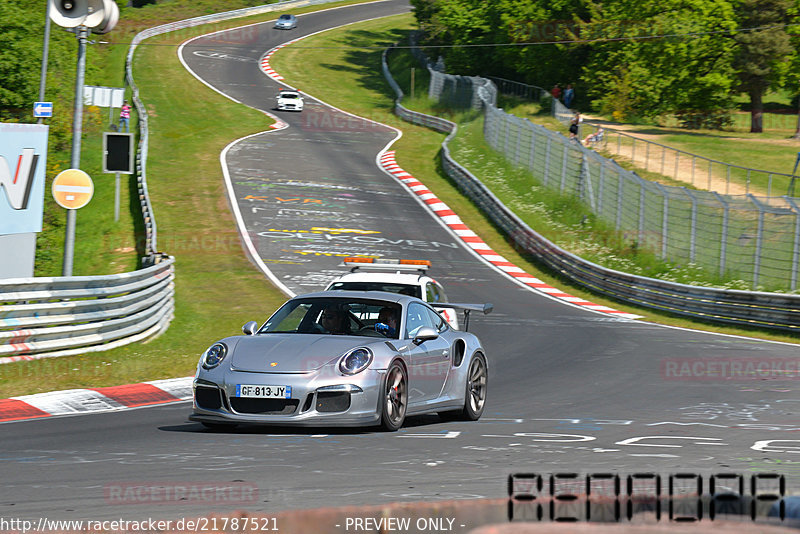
left=431, top=302, right=493, bottom=331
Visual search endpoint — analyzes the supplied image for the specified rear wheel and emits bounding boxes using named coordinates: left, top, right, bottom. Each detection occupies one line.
left=380, top=362, right=408, bottom=431
left=440, top=353, right=487, bottom=421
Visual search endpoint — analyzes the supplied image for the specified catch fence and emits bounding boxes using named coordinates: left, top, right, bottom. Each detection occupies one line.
left=428, top=71, right=800, bottom=292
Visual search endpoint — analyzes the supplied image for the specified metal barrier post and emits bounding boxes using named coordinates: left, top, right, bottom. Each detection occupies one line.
left=617, top=172, right=623, bottom=231
left=598, top=161, right=606, bottom=215
left=726, top=166, right=731, bottom=195
left=785, top=196, right=800, bottom=291
left=655, top=182, right=669, bottom=259
left=713, top=192, right=729, bottom=277
left=639, top=181, right=646, bottom=245
left=675, top=151, right=680, bottom=180
left=750, top=194, right=765, bottom=289
left=544, top=137, right=552, bottom=187
left=684, top=188, right=698, bottom=263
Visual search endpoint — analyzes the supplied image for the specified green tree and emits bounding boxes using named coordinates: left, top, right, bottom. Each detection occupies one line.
left=0, top=1, right=75, bottom=118
left=410, top=0, right=588, bottom=92
left=579, top=0, right=738, bottom=123
left=733, top=0, right=794, bottom=132
left=781, top=0, right=800, bottom=138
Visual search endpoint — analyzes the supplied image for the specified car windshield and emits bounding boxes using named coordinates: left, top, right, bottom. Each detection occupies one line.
left=328, top=281, right=421, bottom=299
left=279, top=15, right=292, bottom=20
left=280, top=93, right=299, bottom=99
left=259, top=297, right=402, bottom=339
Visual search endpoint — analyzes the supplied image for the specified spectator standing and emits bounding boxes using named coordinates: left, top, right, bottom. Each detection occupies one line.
left=119, top=100, right=131, bottom=132
left=550, top=83, right=562, bottom=101
left=563, top=84, right=574, bottom=108
left=568, top=112, right=582, bottom=140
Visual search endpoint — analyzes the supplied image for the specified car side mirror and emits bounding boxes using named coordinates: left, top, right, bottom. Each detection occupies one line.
left=242, top=321, right=258, bottom=335
left=413, top=326, right=439, bottom=345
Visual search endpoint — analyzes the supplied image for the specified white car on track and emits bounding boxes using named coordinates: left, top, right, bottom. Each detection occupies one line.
left=275, top=90, right=304, bottom=112
left=273, top=14, right=297, bottom=30
left=325, top=258, right=460, bottom=329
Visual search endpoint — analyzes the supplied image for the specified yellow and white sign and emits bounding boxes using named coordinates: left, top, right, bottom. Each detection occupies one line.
left=52, top=168, right=94, bottom=210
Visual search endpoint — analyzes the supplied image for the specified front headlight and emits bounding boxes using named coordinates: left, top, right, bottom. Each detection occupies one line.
left=202, top=343, right=228, bottom=370
left=338, top=347, right=373, bottom=375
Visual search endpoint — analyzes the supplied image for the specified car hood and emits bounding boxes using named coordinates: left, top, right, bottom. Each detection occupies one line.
left=230, top=334, right=370, bottom=373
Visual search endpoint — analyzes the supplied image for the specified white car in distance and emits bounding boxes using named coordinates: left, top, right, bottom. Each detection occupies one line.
left=276, top=90, right=304, bottom=112
left=325, top=258, right=460, bottom=329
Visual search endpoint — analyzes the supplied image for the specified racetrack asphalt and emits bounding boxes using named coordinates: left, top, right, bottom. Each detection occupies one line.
left=4, top=1, right=800, bottom=529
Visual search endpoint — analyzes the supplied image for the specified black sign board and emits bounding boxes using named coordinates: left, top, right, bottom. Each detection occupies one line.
left=103, top=132, right=134, bottom=174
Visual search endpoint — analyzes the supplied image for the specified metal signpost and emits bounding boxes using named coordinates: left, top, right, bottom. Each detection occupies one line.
left=102, top=132, right=134, bottom=221
left=790, top=153, right=800, bottom=198
left=52, top=169, right=94, bottom=272
left=48, top=0, right=119, bottom=275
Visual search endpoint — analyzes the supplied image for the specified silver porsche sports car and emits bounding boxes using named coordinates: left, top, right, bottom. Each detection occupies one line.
left=190, top=291, right=491, bottom=431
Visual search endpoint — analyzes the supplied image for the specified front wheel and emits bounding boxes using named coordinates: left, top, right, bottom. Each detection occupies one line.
left=380, top=362, right=408, bottom=431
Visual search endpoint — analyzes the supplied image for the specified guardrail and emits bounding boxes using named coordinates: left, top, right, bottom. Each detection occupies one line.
left=0, top=257, right=175, bottom=363
left=383, top=45, right=800, bottom=332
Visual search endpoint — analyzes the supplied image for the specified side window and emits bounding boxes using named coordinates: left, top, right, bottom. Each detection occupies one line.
left=405, top=302, right=437, bottom=338
left=426, top=283, right=437, bottom=303
left=435, top=282, right=448, bottom=303
left=426, top=282, right=447, bottom=303
left=423, top=305, right=447, bottom=333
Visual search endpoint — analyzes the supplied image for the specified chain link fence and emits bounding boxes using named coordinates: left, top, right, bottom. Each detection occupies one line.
left=427, top=69, right=800, bottom=292
left=493, top=77, right=797, bottom=198
left=595, top=129, right=795, bottom=197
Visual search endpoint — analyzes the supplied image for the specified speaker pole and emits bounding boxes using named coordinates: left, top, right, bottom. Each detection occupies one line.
left=62, top=25, right=89, bottom=276
left=38, top=1, right=52, bottom=126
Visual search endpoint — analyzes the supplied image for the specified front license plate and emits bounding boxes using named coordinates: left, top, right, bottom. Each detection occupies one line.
left=235, top=384, right=292, bottom=399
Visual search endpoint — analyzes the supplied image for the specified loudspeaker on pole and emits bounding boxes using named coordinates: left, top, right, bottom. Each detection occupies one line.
left=85, top=0, right=119, bottom=34
left=48, top=0, right=89, bottom=28
left=49, top=0, right=118, bottom=33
